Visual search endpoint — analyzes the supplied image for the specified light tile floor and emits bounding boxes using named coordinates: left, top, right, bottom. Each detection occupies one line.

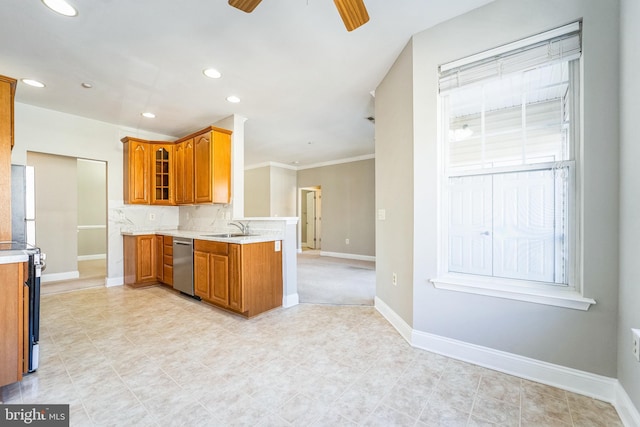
left=1, top=285, right=623, bottom=426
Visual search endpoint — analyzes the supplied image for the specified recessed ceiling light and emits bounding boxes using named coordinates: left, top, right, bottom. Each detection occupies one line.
left=81, top=82, right=92, bottom=89
left=203, top=68, right=222, bottom=79
left=141, top=112, right=156, bottom=119
left=226, top=95, right=240, bottom=103
left=42, top=0, right=78, bottom=17
left=21, top=79, right=46, bottom=88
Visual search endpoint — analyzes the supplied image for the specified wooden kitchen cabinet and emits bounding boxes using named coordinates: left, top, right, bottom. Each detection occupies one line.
left=0, top=261, right=27, bottom=387
left=155, top=235, right=164, bottom=283
left=194, top=240, right=229, bottom=305
left=161, top=235, right=173, bottom=286
left=194, top=239, right=282, bottom=317
left=151, top=143, right=174, bottom=205
left=123, top=235, right=156, bottom=286
left=193, top=128, right=232, bottom=204
left=174, top=138, right=194, bottom=205
left=122, top=137, right=151, bottom=205
left=0, top=75, right=17, bottom=242
left=122, top=125, right=230, bottom=206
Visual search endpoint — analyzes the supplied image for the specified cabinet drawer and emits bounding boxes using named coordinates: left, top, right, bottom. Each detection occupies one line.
left=194, top=240, right=228, bottom=255
left=163, top=235, right=173, bottom=246
left=163, top=254, right=173, bottom=266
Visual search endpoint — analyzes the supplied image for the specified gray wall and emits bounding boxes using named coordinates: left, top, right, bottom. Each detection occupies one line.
left=618, top=0, right=640, bottom=409
left=77, top=158, right=106, bottom=258
left=270, top=166, right=297, bottom=217
left=375, top=41, right=415, bottom=325
left=298, top=159, right=375, bottom=257
left=376, top=0, right=620, bottom=377
left=245, top=166, right=270, bottom=217
left=27, top=152, right=78, bottom=275
left=245, top=165, right=297, bottom=217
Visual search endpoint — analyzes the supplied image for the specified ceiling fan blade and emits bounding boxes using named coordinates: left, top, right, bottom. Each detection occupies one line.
left=228, top=0, right=263, bottom=13
left=333, top=0, right=370, bottom=32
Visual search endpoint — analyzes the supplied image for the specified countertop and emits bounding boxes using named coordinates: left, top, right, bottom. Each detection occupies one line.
left=121, top=229, right=282, bottom=245
left=0, top=250, right=29, bottom=265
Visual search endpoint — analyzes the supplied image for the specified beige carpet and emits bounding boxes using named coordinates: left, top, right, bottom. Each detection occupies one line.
left=297, top=251, right=375, bottom=306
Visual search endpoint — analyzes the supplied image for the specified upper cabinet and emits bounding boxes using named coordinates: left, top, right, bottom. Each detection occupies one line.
left=193, top=128, right=232, bottom=204
left=0, top=75, right=17, bottom=242
left=151, top=143, right=174, bottom=205
left=122, top=137, right=151, bottom=205
left=175, top=126, right=232, bottom=206
left=121, top=125, right=231, bottom=206
left=174, top=138, right=194, bottom=205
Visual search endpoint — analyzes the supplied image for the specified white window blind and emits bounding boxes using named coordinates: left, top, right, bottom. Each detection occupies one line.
left=439, top=22, right=581, bottom=94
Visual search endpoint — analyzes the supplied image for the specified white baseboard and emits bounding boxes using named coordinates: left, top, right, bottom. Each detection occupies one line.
left=374, top=296, right=638, bottom=423
left=283, top=293, right=299, bottom=308
left=320, top=251, right=376, bottom=262
left=41, top=271, right=79, bottom=283
left=374, top=296, right=413, bottom=344
left=77, top=254, right=106, bottom=261
left=105, top=276, right=123, bottom=287
left=615, top=382, right=640, bottom=427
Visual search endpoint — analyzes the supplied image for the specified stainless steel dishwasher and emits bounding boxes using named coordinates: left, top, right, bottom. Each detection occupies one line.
left=173, top=237, right=195, bottom=297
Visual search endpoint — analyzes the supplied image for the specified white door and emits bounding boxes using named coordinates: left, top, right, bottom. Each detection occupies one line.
left=306, top=191, right=316, bottom=249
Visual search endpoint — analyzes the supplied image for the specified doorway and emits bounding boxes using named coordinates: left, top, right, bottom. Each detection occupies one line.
left=26, top=152, right=107, bottom=293
left=300, top=187, right=321, bottom=251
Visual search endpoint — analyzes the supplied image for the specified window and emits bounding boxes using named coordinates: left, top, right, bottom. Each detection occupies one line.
left=433, top=22, right=595, bottom=310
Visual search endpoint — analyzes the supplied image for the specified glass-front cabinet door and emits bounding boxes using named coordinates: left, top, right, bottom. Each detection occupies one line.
left=151, top=144, right=174, bottom=205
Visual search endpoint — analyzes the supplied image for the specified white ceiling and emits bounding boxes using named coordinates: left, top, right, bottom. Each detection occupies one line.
left=0, top=0, right=492, bottom=167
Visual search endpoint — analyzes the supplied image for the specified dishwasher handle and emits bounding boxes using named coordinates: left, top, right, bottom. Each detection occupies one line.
left=174, top=241, right=192, bottom=246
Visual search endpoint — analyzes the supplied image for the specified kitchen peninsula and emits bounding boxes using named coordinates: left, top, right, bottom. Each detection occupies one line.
left=122, top=229, right=283, bottom=318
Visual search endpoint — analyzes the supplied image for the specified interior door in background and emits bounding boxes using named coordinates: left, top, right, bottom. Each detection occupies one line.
left=306, top=191, right=316, bottom=249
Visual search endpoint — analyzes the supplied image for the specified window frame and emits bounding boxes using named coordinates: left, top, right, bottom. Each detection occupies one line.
left=431, top=23, right=594, bottom=311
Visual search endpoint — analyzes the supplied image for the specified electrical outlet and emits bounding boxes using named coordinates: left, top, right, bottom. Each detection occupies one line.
left=392, top=273, right=397, bottom=286
left=345, top=238, right=350, bottom=245
left=633, top=329, right=640, bottom=362
left=148, top=213, right=156, bottom=221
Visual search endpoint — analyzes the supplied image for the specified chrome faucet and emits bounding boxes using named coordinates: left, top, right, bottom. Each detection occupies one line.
left=229, top=221, right=250, bottom=234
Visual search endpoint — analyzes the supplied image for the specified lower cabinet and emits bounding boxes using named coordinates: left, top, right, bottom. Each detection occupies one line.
left=0, top=261, right=28, bottom=387
left=125, top=234, right=173, bottom=287
left=124, top=235, right=156, bottom=286
left=161, top=235, right=173, bottom=286
left=194, top=240, right=282, bottom=317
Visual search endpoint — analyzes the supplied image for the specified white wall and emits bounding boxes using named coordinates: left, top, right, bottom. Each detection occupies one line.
left=618, top=0, right=640, bottom=411
left=12, top=103, right=178, bottom=284
left=376, top=0, right=620, bottom=377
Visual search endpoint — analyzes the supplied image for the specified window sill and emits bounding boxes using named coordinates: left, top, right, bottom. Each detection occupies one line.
left=430, top=275, right=595, bottom=311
